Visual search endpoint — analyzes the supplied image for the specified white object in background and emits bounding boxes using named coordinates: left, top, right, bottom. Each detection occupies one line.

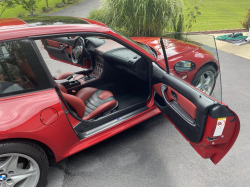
left=246, top=28, right=250, bottom=42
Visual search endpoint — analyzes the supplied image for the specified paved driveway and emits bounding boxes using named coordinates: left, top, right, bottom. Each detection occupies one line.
left=46, top=1, right=250, bottom=186
left=49, top=0, right=101, bottom=18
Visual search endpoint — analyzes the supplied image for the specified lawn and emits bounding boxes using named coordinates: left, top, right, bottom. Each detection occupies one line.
left=0, top=0, right=249, bottom=31
left=187, top=0, right=250, bottom=31
left=0, top=0, right=84, bottom=19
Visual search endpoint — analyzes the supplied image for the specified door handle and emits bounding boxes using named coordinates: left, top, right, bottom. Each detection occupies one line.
left=47, top=44, right=69, bottom=52
left=59, top=43, right=64, bottom=48
left=171, top=90, right=177, bottom=101
left=160, top=84, right=195, bottom=124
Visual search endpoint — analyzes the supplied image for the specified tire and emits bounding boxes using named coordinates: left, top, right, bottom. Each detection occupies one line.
left=191, top=64, right=217, bottom=95
left=0, top=140, right=49, bottom=187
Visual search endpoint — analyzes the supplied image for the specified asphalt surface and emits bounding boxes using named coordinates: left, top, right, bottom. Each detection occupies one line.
left=49, top=0, right=101, bottom=17
left=45, top=1, right=250, bottom=186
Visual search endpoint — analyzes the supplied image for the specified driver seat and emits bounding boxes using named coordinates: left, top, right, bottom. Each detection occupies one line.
left=57, top=83, right=118, bottom=120
left=53, top=72, right=85, bottom=81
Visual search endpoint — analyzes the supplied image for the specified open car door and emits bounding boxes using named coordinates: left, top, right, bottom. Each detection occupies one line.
left=153, top=33, right=240, bottom=164
left=41, top=37, right=91, bottom=68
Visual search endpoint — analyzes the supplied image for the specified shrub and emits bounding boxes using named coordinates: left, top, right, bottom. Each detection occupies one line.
left=88, top=0, right=185, bottom=37
left=21, top=0, right=41, bottom=16
left=240, top=9, right=250, bottom=30
left=42, top=6, right=47, bottom=12
left=55, top=2, right=65, bottom=8
left=16, top=12, right=26, bottom=18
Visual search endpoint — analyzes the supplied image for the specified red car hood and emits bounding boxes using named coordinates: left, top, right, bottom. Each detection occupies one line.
left=131, top=37, right=200, bottom=59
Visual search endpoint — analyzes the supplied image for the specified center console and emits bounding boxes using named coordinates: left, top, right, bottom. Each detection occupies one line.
left=55, top=56, right=105, bottom=90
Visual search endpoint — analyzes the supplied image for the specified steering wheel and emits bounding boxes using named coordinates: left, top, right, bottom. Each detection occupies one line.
left=71, top=36, right=90, bottom=64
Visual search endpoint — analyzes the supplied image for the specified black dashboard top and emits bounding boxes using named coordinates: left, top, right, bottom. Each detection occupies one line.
left=86, top=37, right=148, bottom=72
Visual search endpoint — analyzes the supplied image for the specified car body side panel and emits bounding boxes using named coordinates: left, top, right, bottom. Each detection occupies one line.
left=0, top=89, right=79, bottom=161
left=61, top=106, right=161, bottom=159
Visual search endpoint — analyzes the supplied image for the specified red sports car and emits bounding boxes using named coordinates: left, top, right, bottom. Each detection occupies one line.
left=0, top=16, right=240, bottom=187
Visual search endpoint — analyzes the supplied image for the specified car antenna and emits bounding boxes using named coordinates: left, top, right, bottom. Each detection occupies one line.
left=160, top=37, right=169, bottom=74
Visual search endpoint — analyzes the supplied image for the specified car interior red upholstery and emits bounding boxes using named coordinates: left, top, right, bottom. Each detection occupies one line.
left=57, top=83, right=118, bottom=120
left=56, top=72, right=74, bottom=80
left=73, top=74, right=85, bottom=80
left=154, top=83, right=197, bottom=120
left=55, top=72, right=86, bottom=80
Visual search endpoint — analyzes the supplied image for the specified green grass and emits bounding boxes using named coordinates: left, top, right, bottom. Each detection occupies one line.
left=0, top=0, right=84, bottom=19
left=1, top=0, right=249, bottom=31
left=187, top=0, right=250, bottom=31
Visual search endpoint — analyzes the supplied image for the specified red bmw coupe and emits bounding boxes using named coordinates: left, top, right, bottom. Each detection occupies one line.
left=0, top=16, right=240, bottom=187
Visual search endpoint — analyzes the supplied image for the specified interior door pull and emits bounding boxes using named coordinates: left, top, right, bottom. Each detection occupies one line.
left=160, top=84, right=195, bottom=124
left=47, top=44, right=69, bottom=52
left=171, top=91, right=177, bottom=101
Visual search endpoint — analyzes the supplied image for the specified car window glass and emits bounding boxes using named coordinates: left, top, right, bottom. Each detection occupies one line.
left=161, top=33, right=222, bottom=103
left=34, top=39, right=85, bottom=78
left=0, top=40, right=39, bottom=96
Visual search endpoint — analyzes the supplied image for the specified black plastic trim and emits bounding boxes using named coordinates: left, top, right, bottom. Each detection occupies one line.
left=76, top=106, right=149, bottom=139
left=208, top=104, right=235, bottom=118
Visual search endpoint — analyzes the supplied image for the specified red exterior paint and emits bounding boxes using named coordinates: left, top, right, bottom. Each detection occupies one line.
left=131, top=37, right=219, bottom=84
left=61, top=106, right=161, bottom=158
left=0, top=18, right=28, bottom=30
left=190, top=114, right=240, bottom=164
left=0, top=90, right=79, bottom=160
left=40, top=108, right=58, bottom=126
left=0, top=17, right=240, bottom=165
left=81, top=18, right=108, bottom=27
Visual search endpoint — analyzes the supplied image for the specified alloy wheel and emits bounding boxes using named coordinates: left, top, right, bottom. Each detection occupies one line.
left=0, top=153, right=40, bottom=187
left=195, top=70, right=215, bottom=95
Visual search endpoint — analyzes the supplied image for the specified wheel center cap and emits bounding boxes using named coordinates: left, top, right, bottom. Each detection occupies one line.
left=0, top=174, right=7, bottom=181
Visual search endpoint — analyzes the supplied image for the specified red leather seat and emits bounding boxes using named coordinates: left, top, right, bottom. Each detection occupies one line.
left=57, top=83, right=118, bottom=120
left=54, top=72, right=85, bottom=81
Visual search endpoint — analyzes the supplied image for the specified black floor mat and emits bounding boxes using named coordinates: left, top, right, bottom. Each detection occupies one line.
left=114, top=91, right=148, bottom=110
left=96, top=79, right=149, bottom=110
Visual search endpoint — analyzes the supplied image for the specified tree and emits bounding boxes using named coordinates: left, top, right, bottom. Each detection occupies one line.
left=45, top=0, right=48, bottom=8
left=0, top=0, right=18, bottom=18
left=240, top=9, right=250, bottom=31
left=20, top=0, right=40, bottom=16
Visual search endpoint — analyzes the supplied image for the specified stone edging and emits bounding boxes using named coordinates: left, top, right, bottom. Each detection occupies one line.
left=191, top=28, right=248, bottom=34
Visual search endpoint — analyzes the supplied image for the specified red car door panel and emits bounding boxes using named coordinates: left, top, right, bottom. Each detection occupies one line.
left=154, top=83, right=197, bottom=119
left=152, top=63, right=240, bottom=164
left=46, top=39, right=73, bottom=54
left=41, top=38, right=92, bottom=69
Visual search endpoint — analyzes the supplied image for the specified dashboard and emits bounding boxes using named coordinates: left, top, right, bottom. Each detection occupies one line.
left=85, top=37, right=149, bottom=81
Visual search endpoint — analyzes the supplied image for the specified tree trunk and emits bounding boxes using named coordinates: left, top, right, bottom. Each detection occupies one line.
left=0, top=5, right=8, bottom=18
left=46, top=0, right=48, bottom=8
left=31, top=4, right=33, bottom=15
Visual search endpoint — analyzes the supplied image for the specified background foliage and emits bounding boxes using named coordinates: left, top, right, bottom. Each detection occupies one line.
left=240, top=9, right=250, bottom=31
left=88, top=0, right=186, bottom=37
left=0, top=0, right=18, bottom=18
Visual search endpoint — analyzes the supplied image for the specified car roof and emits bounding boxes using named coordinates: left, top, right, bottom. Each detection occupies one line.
left=0, top=16, right=109, bottom=41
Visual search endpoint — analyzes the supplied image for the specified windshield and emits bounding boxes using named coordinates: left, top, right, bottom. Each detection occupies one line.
left=112, top=29, right=155, bottom=57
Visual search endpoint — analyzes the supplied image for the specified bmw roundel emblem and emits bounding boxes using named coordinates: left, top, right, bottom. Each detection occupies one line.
left=0, top=174, right=7, bottom=181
